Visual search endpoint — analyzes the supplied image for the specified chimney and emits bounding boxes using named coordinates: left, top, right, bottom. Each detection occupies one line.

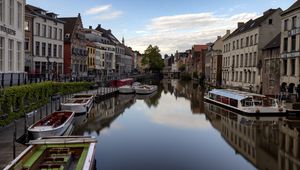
left=89, top=26, right=92, bottom=29
left=217, top=36, right=221, bottom=40
left=226, top=30, right=231, bottom=35
left=108, top=29, right=111, bottom=33
left=263, top=9, right=275, bottom=15
left=238, top=22, right=244, bottom=28
left=98, top=24, right=101, bottom=28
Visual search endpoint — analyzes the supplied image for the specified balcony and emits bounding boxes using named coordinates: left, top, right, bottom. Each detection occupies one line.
left=288, top=27, right=300, bottom=36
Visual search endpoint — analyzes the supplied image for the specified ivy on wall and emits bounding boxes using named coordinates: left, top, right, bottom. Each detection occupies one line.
left=0, top=81, right=93, bottom=126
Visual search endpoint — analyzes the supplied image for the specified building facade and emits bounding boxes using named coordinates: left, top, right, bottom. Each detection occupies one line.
left=25, top=5, right=64, bottom=81
left=60, top=14, right=87, bottom=81
left=0, top=0, right=26, bottom=86
left=262, top=33, right=281, bottom=96
left=222, top=8, right=282, bottom=93
left=280, top=1, right=300, bottom=94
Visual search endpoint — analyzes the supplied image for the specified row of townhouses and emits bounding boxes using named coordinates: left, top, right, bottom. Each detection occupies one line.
left=172, top=1, right=300, bottom=96
left=0, top=0, right=142, bottom=86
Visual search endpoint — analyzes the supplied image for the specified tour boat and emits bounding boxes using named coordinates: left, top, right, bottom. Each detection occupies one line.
left=61, top=95, right=94, bottom=116
left=204, top=89, right=286, bottom=115
left=110, top=78, right=134, bottom=87
left=134, top=85, right=158, bottom=94
left=4, top=136, right=96, bottom=170
left=28, top=111, right=75, bottom=139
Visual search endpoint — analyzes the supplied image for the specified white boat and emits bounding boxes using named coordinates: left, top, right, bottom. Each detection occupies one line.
left=4, top=136, right=97, bottom=170
left=28, top=111, right=75, bottom=139
left=134, top=85, right=158, bottom=94
left=118, top=85, right=135, bottom=94
left=61, top=94, right=94, bottom=116
left=204, top=89, right=286, bottom=115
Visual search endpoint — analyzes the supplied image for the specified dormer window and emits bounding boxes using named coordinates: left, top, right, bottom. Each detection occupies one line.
left=41, top=11, right=46, bottom=15
left=65, top=33, right=70, bottom=38
left=268, top=19, right=273, bottom=25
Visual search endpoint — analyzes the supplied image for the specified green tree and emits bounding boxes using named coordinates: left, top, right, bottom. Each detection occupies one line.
left=142, top=45, right=164, bottom=71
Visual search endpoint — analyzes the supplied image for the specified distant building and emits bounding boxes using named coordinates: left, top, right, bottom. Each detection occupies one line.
left=280, top=1, right=300, bottom=93
left=25, top=5, right=64, bottom=81
left=191, top=45, right=208, bottom=78
left=59, top=14, right=88, bottom=80
left=262, top=33, right=281, bottom=95
left=0, top=0, right=26, bottom=86
left=222, top=8, right=282, bottom=93
left=86, top=41, right=96, bottom=79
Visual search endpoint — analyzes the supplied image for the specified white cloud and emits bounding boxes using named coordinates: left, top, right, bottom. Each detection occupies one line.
left=95, top=11, right=123, bottom=20
left=127, top=12, right=258, bottom=54
left=85, top=4, right=112, bottom=15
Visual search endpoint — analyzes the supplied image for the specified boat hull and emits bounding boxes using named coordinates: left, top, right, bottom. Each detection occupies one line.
left=28, top=112, right=75, bottom=139
left=61, top=98, right=93, bottom=116
left=204, top=97, right=290, bottom=116
left=135, top=85, right=158, bottom=95
left=118, top=86, right=135, bottom=94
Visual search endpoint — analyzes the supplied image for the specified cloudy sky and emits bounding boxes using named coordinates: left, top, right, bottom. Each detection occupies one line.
left=27, top=0, right=295, bottom=55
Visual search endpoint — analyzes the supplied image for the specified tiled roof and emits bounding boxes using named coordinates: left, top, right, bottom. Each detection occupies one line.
left=281, top=1, right=300, bottom=16
left=95, top=24, right=121, bottom=45
left=59, top=17, right=77, bottom=35
left=263, top=33, right=281, bottom=50
left=26, top=4, right=64, bottom=23
left=192, top=45, right=208, bottom=52
left=226, top=8, right=280, bottom=40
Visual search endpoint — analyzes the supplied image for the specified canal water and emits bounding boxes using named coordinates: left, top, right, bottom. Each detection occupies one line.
left=72, top=80, right=300, bottom=170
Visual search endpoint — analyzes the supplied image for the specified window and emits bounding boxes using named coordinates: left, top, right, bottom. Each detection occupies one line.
left=0, top=0, right=4, bottom=22
left=253, top=52, right=257, bottom=66
left=236, top=55, right=239, bottom=68
left=291, top=36, right=296, bottom=51
left=250, top=36, right=253, bottom=46
left=244, top=72, right=247, bottom=83
left=291, top=59, right=295, bottom=76
left=268, top=19, right=273, bottom=25
left=42, top=42, right=46, bottom=56
left=0, top=37, right=4, bottom=71
left=246, top=37, right=249, bottom=47
left=283, top=59, right=287, bottom=75
left=245, top=53, right=248, bottom=67
left=249, top=53, right=252, bottom=67
left=254, top=34, right=258, bottom=44
left=9, top=0, right=14, bottom=25
left=25, top=38, right=29, bottom=51
left=17, top=2, right=22, bottom=29
left=36, top=42, right=40, bottom=56
left=54, top=28, right=57, bottom=40
left=42, top=25, right=46, bottom=37
left=240, top=54, right=244, bottom=67
left=236, top=40, right=239, bottom=49
left=36, top=23, right=40, bottom=36
left=48, top=26, right=52, bottom=38
left=17, top=42, right=21, bottom=71
left=232, top=55, right=235, bottom=68
left=58, top=45, right=62, bottom=58
left=35, top=62, right=40, bottom=74
left=8, top=39, right=13, bottom=71
left=233, top=41, right=235, bottom=50
left=252, top=72, right=256, bottom=84
left=59, top=29, right=62, bottom=40
left=284, top=38, right=288, bottom=52
left=240, top=71, right=243, bottom=82
left=284, top=19, right=289, bottom=31
left=241, top=38, right=244, bottom=48
left=53, top=45, right=57, bottom=57
left=25, top=21, right=29, bottom=31
left=292, top=16, right=297, bottom=29
left=48, top=44, right=52, bottom=56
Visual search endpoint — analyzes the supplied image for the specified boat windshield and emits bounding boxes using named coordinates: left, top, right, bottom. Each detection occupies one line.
left=241, top=98, right=253, bottom=107
left=252, top=96, right=276, bottom=107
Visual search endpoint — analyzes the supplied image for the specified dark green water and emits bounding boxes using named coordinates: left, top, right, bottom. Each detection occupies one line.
left=73, top=80, right=300, bottom=170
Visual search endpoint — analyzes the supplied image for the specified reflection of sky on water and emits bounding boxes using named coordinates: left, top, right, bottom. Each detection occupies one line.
left=144, top=93, right=211, bottom=129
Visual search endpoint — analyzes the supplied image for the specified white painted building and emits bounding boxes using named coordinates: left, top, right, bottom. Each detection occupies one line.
left=26, top=5, right=64, bottom=81
left=222, top=9, right=282, bottom=93
left=280, top=1, right=300, bottom=92
left=0, top=0, right=26, bottom=86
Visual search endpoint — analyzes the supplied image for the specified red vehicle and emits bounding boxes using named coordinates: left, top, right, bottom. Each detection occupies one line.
left=110, top=78, right=134, bottom=87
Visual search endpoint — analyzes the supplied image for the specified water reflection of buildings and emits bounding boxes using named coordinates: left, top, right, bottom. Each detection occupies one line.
left=163, top=80, right=205, bottom=114
left=205, top=102, right=300, bottom=170
left=73, top=94, right=136, bottom=135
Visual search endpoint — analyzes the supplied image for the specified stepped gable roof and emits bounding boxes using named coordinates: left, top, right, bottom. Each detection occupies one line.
left=263, top=33, right=281, bottom=50
left=282, top=1, right=300, bottom=16
left=226, top=9, right=279, bottom=40
left=192, top=45, right=208, bottom=52
left=59, top=17, right=77, bottom=35
left=26, top=4, right=64, bottom=23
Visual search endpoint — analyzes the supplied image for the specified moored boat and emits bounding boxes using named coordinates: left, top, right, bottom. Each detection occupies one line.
left=28, top=111, right=75, bottom=139
left=110, top=78, right=134, bottom=87
left=134, top=85, right=158, bottom=95
left=118, top=85, right=135, bottom=94
left=61, top=95, right=94, bottom=116
left=4, top=136, right=97, bottom=170
left=204, top=89, right=286, bottom=115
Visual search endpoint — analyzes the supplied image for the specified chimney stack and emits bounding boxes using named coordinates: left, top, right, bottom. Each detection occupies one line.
left=89, top=26, right=92, bottom=29
left=238, top=22, right=244, bottom=28
left=217, top=36, right=221, bottom=40
left=226, top=30, right=231, bottom=35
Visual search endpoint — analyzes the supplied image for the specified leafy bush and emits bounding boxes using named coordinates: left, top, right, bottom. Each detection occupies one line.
left=0, top=81, right=93, bottom=126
